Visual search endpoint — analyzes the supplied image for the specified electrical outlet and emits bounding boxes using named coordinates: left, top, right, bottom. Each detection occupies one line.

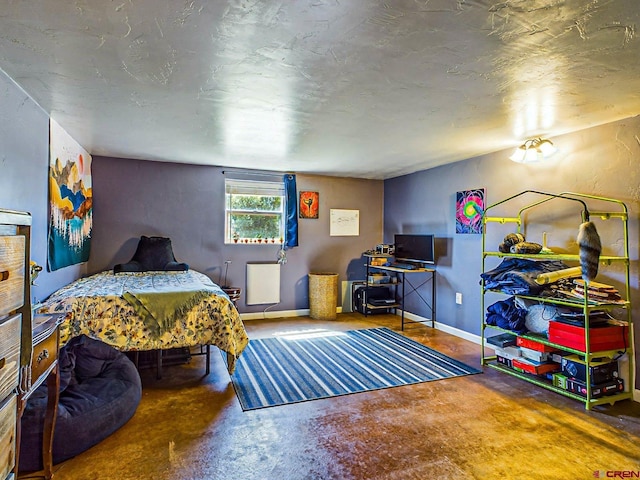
left=455, top=292, right=463, bottom=305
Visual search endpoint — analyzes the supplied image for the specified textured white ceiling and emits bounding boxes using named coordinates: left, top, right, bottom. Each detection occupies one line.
left=1, top=0, right=639, bottom=179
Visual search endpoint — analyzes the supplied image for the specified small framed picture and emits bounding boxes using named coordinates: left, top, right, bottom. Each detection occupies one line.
left=299, top=191, right=319, bottom=219
left=456, top=188, right=485, bottom=234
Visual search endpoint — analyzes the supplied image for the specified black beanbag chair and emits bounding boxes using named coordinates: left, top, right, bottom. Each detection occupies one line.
left=19, top=335, right=142, bottom=472
left=113, top=235, right=189, bottom=273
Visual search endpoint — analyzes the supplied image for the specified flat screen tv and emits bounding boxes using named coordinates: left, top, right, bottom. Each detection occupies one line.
left=394, top=234, right=435, bottom=265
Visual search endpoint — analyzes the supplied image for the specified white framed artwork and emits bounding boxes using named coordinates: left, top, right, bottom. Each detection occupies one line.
left=330, top=209, right=359, bottom=236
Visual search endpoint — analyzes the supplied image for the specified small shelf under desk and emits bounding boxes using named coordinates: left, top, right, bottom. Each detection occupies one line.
left=364, top=255, right=436, bottom=330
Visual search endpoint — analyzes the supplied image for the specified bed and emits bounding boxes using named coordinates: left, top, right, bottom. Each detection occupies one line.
left=37, top=269, right=249, bottom=375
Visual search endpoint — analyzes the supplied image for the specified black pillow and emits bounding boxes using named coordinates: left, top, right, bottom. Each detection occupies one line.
left=113, top=236, right=189, bottom=273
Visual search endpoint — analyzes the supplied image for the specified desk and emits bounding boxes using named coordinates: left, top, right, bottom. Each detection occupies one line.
left=364, top=256, right=436, bottom=330
left=16, top=313, right=63, bottom=480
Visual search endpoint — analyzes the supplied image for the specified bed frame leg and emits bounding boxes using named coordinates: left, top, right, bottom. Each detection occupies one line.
left=206, top=345, right=211, bottom=375
left=156, top=350, right=162, bottom=379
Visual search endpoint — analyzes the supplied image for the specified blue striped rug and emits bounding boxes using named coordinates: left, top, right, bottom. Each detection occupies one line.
left=228, top=327, right=481, bottom=411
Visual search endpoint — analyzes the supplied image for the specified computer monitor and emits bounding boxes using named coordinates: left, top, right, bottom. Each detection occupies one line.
left=393, top=234, right=435, bottom=264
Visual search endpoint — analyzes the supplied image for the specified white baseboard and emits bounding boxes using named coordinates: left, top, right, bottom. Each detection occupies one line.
left=242, top=306, right=344, bottom=321
left=399, top=310, right=482, bottom=344
left=241, top=308, right=310, bottom=321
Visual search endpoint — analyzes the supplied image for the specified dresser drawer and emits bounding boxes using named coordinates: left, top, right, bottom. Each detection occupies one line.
left=0, top=394, right=17, bottom=480
left=0, top=235, right=25, bottom=317
left=0, top=314, right=20, bottom=401
left=31, top=327, right=58, bottom=384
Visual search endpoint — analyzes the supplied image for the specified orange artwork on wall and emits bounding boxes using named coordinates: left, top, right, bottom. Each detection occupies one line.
left=299, top=191, right=319, bottom=219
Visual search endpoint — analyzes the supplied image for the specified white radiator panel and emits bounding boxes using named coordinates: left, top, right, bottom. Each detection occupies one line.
left=246, top=263, right=281, bottom=305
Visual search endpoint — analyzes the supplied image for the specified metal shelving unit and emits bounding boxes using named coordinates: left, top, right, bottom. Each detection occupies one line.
left=480, top=191, right=633, bottom=410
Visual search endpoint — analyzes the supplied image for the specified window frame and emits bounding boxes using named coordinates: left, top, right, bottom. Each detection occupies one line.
left=224, top=177, right=285, bottom=245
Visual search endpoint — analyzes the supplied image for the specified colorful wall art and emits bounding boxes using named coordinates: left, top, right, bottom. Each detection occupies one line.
left=299, top=191, right=319, bottom=219
left=456, top=188, right=485, bottom=234
left=47, top=119, right=93, bottom=271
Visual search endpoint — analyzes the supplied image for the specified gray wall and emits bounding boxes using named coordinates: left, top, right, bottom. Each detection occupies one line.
left=0, top=68, right=84, bottom=302
left=384, top=116, right=640, bottom=385
left=88, top=156, right=383, bottom=313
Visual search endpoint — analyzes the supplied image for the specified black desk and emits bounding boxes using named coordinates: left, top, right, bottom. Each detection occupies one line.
left=364, top=256, right=436, bottom=330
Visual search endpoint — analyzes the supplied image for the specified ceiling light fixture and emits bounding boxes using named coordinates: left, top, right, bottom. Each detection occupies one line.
left=509, top=137, right=557, bottom=163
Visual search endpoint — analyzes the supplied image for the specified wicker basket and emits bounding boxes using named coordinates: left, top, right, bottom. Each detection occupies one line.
left=308, top=272, right=339, bottom=320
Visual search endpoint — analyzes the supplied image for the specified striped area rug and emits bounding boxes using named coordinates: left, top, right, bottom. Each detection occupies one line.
left=228, top=327, right=481, bottom=411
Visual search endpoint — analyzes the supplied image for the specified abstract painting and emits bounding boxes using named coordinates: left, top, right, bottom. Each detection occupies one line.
left=299, top=191, right=319, bottom=219
left=456, top=188, right=485, bottom=234
left=47, top=119, right=93, bottom=271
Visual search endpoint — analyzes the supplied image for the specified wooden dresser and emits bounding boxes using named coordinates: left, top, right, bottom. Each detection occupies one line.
left=0, top=209, right=61, bottom=480
left=0, top=209, right=32, bottom=480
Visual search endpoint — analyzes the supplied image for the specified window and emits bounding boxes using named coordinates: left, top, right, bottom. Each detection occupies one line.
left=225, top=178, right=285, bottom=244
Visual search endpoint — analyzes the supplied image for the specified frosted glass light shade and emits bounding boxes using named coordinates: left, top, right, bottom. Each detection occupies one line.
left=510, top=138, right=556, bottom=163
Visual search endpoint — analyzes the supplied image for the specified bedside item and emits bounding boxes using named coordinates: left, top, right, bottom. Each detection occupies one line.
left=222, top=287, right=241, bottom=306
left=16, top=313, right=63, bottom=480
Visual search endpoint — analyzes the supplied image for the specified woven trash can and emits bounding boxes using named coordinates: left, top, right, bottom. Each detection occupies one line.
left=309, top=272, right=339, bottom=320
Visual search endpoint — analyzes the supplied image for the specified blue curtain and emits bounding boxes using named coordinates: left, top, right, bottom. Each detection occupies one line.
left=284, top=174, right=298, bottom=247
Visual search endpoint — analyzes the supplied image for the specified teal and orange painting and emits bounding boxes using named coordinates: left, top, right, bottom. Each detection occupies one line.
left=48, top=120, right=92, bottom=271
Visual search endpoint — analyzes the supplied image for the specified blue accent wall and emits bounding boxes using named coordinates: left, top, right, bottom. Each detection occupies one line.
left=0, top=68, right=84, bottom=301
left=384, top=121, right=640, bottom=387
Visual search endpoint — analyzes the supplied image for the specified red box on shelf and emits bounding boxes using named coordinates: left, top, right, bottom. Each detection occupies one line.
left=548, top=321, right=628, bottom=353
left=512, top=358, right=560, bottom=375
left=516, top=337, right=557, bottom=352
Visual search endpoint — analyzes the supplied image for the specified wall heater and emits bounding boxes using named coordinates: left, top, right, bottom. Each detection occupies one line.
left=246, top=263, right=281, bottom=305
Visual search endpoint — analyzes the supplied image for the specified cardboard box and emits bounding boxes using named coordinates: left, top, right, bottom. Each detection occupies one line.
left=493, top=346, right=521, bottom=360
left=496, top=355, right=513, bottom=368
left=520, top=346, right=551, bottom=363
left=486, top=333, right=517, bottom=348
left=548, top=321, right=628, bottom=352
left=561, top=355, right=619, bottom=385
left=367, top=274, right=390, bottom=284
left=552, top=372, right=568, bottom=389
left=551, top=351, right=572, bottom=364
left=512, top=358, right=561, bottom=375
left=565, top=378, right=624, bottom=398
left=516, top=337, right=558, bottom=352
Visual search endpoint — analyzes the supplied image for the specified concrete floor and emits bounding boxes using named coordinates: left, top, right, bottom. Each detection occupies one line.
left=41, top=313, right=640, bottom=480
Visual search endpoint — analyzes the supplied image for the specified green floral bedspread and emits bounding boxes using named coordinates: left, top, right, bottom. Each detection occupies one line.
left=38, top=270, right=249, bottom=373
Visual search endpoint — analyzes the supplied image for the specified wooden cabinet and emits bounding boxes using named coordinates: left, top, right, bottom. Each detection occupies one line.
left=0, top=209, right=62, bottom=479
left=0, top=396, right=17, bottom=480
left=0, top=209, right=32, bottom=480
